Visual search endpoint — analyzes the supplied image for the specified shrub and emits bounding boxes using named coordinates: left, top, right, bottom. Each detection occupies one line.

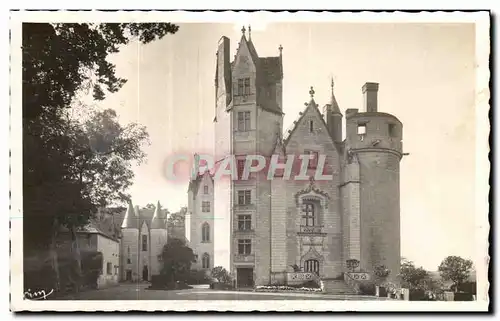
left=359, top=282, right=376, bottom=295
left=454, top=292, right=474, bottom=301
left=210, top=266, right=232, bottom=284
left=295, top=280, right=321, bottom=289
left=457, top=282, right=476, bottom=295
left=210, top=282, right=234, bottom=290
left=149, top=274, right=169, bottom=289
left=178, top=269, right=210, bottom=285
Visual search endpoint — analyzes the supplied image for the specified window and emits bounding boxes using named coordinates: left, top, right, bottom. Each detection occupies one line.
left=202, top=201, right=210, bottom=212
left=238, top=190, right=251, bottom=205
left=194, top=254, right=199, bottom=262
left=237, top=159, right=246, bottom=179
left=142, top=235, right=147, bottom=251
left=202, top=222, right=210, bottom=242
left=238, top=215, right=252, bottom=230
left=238, top=239, right=252, bottom=255
left=127, top=258, right=131, bottom=264
left=244, top=78, right=250, bottom=95
left=358, top=124, right=367, bottom=135
left=238, top=79, right=244, bottom=96
left=107, top=262, right=112, bottom=275
left=202, top=253, right=210, bottom=269
left=302, top=202, right=316, bottom=226
left=237, top=111, right=251, bottom=131
left=304, top=259, right=320, bottom=275
left=388, top=123, right=396, bottom=137
left=204, top=185, right=209, bottom=194
left=305, top=150, right=319, bottom=169
left=309, top=120, right=314, bottom=133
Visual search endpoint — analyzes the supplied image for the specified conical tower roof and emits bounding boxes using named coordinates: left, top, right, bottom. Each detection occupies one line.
left=327, top=77, right=341, bottom=115
left=121, top=200, right=138, bottom=229
left=150, top=201, right=166, bottom=229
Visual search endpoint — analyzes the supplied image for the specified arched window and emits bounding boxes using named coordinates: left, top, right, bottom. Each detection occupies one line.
left=202, top=253, right=210, bottom=269
left=202, top=222, right=210, bottom=242
left=304, top=259, right=320, bottom=275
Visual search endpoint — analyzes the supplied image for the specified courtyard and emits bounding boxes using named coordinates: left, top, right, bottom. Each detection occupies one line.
left=53, top=283, right=387, bottom=301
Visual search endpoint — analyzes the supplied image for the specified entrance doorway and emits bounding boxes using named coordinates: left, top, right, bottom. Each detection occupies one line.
left=126, top=270, right=132, bottom=281
left=237, top=268, right=254, bottom=288
left=142, top=265, right=149, bottom=281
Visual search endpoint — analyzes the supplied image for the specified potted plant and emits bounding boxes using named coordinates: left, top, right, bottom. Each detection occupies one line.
left=374, top=265, right=391, bottom=297
left=346, top=259, right=360, bottom=273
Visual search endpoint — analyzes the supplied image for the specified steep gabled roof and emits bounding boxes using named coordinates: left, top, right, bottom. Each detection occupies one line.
left=283, top=96, right=334, bottom=146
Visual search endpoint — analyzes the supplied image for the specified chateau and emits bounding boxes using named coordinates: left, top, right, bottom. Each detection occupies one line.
left=186, top=27, right=404, bottom=287
left=118, top=202, right=169, bottom=281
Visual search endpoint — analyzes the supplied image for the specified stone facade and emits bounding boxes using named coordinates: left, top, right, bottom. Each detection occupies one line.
left=186, top=171, right=215, bottom=271
left=189, top=29, right=404, bottom=287
left=119, top=201, right=169, bottom=282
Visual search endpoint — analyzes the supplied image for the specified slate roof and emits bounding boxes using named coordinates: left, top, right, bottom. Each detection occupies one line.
left=259, top=57, right=282, bottom=84
left=115, top=206, right=168, bottom=231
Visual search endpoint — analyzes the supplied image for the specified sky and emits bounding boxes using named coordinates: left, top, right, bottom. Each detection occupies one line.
left=91, top=22, right=476, bottom=270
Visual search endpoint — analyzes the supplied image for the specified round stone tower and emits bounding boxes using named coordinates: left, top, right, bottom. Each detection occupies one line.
left=345, top=82, right=403, bottom=282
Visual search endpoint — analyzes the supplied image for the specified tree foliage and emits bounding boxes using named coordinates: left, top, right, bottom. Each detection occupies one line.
left=210, top=266, right=232, bottom=284
left=160, top=238, right=196, bottom=283
left=22, top=22, right=179, bottom=250
left=399, top=259, right=429, bottom=290
left=438, top=256, right=473, bottom=291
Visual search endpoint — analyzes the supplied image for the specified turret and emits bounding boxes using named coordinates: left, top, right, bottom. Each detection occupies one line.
left=120, top=201, right=140, bottom=281
left=344, top=82, right=403, bottom=282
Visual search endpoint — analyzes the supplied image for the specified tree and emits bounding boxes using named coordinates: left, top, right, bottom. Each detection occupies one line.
left=210, top=266, right=231, bottom=284
left=160, top=238, right=196, bottom=283
left=438, top=256, right=473, bottom=292
left=22, top=22, right=179, bottom=290
left=167, top=207, right=187, bottom=227
left=399, top=259, right=429, bottom=289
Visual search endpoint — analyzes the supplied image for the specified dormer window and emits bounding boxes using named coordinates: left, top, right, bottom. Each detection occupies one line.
left=309, top=120, right=314, bottom=133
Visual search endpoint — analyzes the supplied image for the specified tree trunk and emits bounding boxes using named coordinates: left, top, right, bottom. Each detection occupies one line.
left=49, top=217, right=60, bottom=292
left=70, top=225, right=82, bottom=293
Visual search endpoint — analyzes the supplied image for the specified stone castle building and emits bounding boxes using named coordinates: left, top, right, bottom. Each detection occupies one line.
left=118, top=201, right=169, bottom=281
left=187, top=27, right=404, bottom=287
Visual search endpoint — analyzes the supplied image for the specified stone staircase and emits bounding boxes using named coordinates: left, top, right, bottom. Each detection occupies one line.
left=321, top=279, right=357, bottom=294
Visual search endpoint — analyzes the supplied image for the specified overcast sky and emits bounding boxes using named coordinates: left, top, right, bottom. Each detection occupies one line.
left=92, top=22, right=476, bottom=270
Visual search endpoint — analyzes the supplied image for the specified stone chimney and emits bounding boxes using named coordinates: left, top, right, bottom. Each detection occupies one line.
left=362, top=82, right=379, bottom=113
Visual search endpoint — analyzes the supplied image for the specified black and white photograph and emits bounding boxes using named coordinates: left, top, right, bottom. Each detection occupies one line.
left=9, top=10, right=490, bottom=312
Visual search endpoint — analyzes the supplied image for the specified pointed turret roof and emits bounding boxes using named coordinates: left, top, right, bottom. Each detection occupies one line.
left=326, top=77, right=341, bottom=115
left=121, top=200, right=138, bottom=229
left=150, top=201, right=166, bottom=229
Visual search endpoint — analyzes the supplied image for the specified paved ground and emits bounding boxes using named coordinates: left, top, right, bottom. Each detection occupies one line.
left=53, top=283, right=387, bottom=301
